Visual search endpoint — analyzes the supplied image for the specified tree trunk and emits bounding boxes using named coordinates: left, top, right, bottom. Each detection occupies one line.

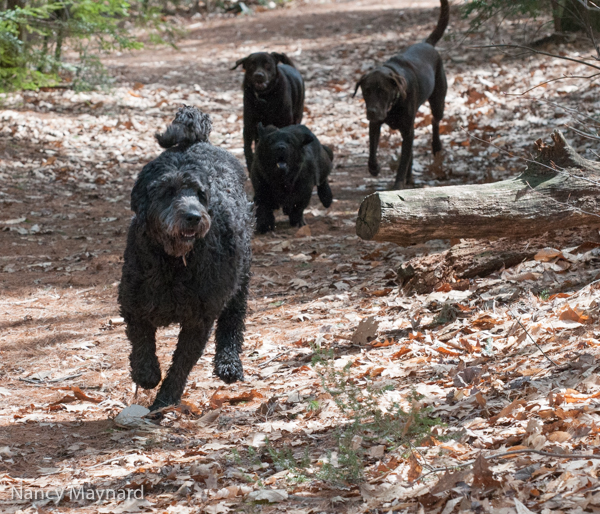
left=356, top=131, right=600, bottom=246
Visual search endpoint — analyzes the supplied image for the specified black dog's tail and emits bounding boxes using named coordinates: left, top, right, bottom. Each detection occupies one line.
left=156, top=105, right=213, bottom=149
left=425, top=0, right=449, bottom=46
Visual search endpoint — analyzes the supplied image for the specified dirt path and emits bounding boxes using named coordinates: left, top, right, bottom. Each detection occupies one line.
left=2, top=1, right=600, bottom=512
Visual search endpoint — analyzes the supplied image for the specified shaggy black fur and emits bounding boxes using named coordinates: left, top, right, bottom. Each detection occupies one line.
left=118, top=106, right=252, bottom=411
left=250, top=123, right=333, bottom=233
left=232, top=52, right=305, bottom=172
left=353, top=0, right=449, bottom=189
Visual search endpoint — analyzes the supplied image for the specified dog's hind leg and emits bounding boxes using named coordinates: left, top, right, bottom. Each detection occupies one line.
left=127, top=319, right=161, bottom=390
left=214, top=274, right=249, bottom=384
left=429, top=62, right=447, bottom=156
left=150, top=321, right=212, bottom=410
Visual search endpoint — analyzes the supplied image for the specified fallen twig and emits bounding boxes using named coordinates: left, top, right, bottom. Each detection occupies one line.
left=507, top=309, right=559, bottom=367
left=259, top=348, right=295, bottom=368
left=413, top=448, right=600, bottom=484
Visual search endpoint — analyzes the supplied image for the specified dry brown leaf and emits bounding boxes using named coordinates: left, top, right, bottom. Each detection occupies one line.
left=209, top=389, right=264, bottom=409
left=430, top=468, right=472, bottom=495
left=435, top=346, right=460, bottom=357
left=472, top=454, right=501, bottom=490
left=295, top=224, right=311, bottom=238
left=407, top=453, right=422, bottom=482
left=546, top=431, right=572, bottom=443
left=351, top=316, right=379, bottom=345
left=559, top=306, right=588, bottom=323
left=489, top=399, right=527, bottom=424
left=391, top=347, right=411, bottom=359
left=534, top=247, right=564, bottom=262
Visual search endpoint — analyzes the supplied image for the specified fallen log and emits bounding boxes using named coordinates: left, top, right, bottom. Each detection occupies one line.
left=356, top=131, right=600, bottom=245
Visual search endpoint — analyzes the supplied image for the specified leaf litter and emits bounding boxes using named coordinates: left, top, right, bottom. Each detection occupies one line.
left=2, top=0, right=600, bottom=513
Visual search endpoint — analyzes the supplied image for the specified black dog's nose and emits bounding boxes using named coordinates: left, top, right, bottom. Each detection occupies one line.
left=367, top=108, right=378, bottom=118
left=185, top=212, right=202, bottom=224
left=254, top=72, right=266, bottom=81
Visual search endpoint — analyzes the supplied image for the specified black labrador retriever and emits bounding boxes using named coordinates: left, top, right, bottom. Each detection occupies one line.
left=232, top=52, right=305, bottom=171
left=354, top=0, right=449, bottom=189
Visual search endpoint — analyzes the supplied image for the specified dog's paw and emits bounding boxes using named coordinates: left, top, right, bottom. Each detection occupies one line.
left=368, top=162, right=381, bottom=177
left=255, top=223, right=273, bottom=234
left=215, top=358, right=244, bottom=384
left=148, top=396, right=174, bottom=412
left=391, top=180, right=409, bottom=191
left=130, top=357, right=162, bottom=390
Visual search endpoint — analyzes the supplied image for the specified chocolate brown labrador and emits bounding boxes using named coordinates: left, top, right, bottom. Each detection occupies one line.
left=354, top=0, right=449, bottom=189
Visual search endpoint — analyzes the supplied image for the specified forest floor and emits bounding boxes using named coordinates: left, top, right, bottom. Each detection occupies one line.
left=2, top=0, right=600, bottom=513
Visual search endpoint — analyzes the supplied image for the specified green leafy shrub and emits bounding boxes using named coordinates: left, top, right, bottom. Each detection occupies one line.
left=0, top=0, right=178, bottom=92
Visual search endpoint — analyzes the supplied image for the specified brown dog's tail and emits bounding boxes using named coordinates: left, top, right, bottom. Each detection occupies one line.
left=425, top=0, right=449, bottom=46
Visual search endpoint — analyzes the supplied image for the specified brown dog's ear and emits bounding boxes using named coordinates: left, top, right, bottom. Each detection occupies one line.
left=353, top=74, right=366, bottom=98
left=231, top=57, right=247, bottom=70
left=389, top=72, right=408, bottom=101
left=270, top=52, right=294, bottom=66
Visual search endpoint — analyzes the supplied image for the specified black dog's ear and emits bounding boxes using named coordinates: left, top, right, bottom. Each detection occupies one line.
left=231, top=57, right=247, bottom=70
left=270, top=52, right=294, bottom=66
left=353, top=74, right=366, bottom=98
left=389, top=72, right=408, bottom=101
left=301, top=132, right=314, bottom=146
left=257, top=122, right=266, bottom=140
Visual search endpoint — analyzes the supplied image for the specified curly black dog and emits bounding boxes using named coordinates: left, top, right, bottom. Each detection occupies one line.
left=353, top=0, right=449, bottom=190
left=251, top=123, right=333, bottom=233
left=118, top=106, right=252, bottom=411
left=232, top=52, right=305, bottom=172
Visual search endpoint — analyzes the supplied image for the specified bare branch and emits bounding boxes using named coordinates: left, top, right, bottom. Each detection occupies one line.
left=472, top=44, right=600, bottom=71
left=412, top=448, right=600, bottom=484
left=507, top=309, right=559, bottom=367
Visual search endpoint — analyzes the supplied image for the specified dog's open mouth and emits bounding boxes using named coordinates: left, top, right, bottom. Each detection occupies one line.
left=254, top=81, right=268, bottom=91
left=179, top=230, right=197, bottom=241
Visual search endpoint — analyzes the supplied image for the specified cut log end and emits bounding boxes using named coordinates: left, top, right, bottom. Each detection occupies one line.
left=356, top=193, right=382, bottom=241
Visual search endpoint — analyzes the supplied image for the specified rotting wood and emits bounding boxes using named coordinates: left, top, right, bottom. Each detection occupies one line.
left=356, top=131, right=600, bottom=245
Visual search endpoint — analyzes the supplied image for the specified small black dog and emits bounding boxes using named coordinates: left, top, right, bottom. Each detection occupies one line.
left=354, top=0, right=449, bottom=189
left=232, top=52, right=305, bottom=171
left=118, top=106, right=252, bottom=411
left=251, top=123, right=333, bottom=233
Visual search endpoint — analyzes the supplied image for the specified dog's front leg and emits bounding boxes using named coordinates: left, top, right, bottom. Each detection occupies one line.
left=214, top=275, right=249, bottom=384
left=127, top=318, right=161, bottom=390
left=150, top=321, right=212, bottom=410
left=243, top=124, right=256, bottom=171
left=368, top=122, right=382, bottom=177
left=393, top=128, right=414, bottom=190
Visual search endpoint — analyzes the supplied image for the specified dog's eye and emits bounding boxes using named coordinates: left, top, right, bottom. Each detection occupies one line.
left=163, top=186, right=177, bottom=198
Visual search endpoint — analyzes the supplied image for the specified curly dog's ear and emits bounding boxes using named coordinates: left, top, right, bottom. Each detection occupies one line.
left=231, top=57, right=247, bottom=70
left=353, top=74, right=366, bottom=98
left=389, top=72, right=408, bottom=101
left=131, top=174, right=149, bottom=216
left=270, top=52, right=294, bottom=66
